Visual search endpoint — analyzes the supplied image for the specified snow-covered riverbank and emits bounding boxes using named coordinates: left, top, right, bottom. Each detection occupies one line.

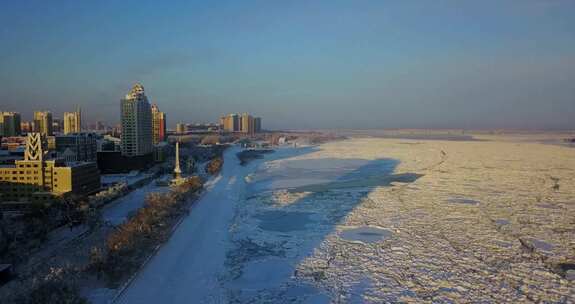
left=116, top=145, right=314, bottom=303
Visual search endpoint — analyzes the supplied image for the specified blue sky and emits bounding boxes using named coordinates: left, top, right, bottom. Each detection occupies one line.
left=1, top=0, right=574, bottom=129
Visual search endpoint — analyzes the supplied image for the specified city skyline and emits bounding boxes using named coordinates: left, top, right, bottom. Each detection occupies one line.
left=1, top=1, right=575, bottom=130
left=1, top=2, right=574, bottom=303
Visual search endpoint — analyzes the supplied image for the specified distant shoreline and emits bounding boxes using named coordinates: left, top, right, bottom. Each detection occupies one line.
left=279, top=129, right=575, bottom=145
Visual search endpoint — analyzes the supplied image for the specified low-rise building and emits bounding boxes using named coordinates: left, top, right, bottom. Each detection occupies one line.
left=0, top=133, right=100, bottom=203
left=98, top=135, right=121, bottom=152
left=20, top=121, right=33, bottom=134
left=176, top=123, right=186, bottom=134
left=55, top=132, right=98, bottom=162
left=153, top=142, right=169, bottom=163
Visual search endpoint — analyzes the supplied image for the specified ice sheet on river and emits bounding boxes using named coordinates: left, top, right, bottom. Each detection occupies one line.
left=119, top=138, right=575, bottom=303
left=227, top=138, right=575, bottom=303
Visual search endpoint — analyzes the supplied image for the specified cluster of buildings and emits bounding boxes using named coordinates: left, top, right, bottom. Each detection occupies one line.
left=0, top=126, right=101, bottom=205
left=220, top=113, right=262, bottom=134
left=2, top=107, right=115, bottom=139
left=173, top=114, right=263, bottom=136
left=1, top=108, right=83, bottom=138
left=0, top=83, right=169, bottom=205
left=174, top=122, right=219, bottom=134
left=1, top=108, right=100, bottom=164
left=98, top=83, right=168, bottom=172
left=0, top=133, right=100, bottom=204
left=1, top=82, right=267, bottom=206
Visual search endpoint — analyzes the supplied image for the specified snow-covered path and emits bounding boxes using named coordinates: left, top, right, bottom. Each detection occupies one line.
left=117, top=146, right=303, bottom=303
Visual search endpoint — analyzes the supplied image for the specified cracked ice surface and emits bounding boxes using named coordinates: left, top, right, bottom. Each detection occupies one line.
left=119, top=137, right=574, bottom=303
left=224, top=137, right=575, bottom=303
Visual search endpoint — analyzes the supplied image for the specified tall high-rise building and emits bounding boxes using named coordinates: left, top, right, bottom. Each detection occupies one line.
left=219, top=116, right=225, bottom=131
left=222, top=115, right=234, bottom=132
left=33, top=111, right=53, bottom=136
left=151, top=103, right=166, bottom=144
left=120, top=83, right=153, bottom=157
left=63, top=107, right=82, bottom=134
left=232, top=114, right=241, bottom=132
left=254, top=117, right=262, bottom=133
left=222, top=115, right=233, bottom=132
left=240, top=113, right=256, bottom=134
left=0, top=112, right=22, bottom=137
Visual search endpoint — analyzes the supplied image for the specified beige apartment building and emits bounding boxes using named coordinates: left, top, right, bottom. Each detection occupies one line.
left=221, top=114, right=238, bottom=132
left=241, top=113, right=255, bottom=135
left=33, top=111, right=53, bottom=136
left=221, top=113, right=261, bottom=133
left=63, top=108, right=82, bottom=134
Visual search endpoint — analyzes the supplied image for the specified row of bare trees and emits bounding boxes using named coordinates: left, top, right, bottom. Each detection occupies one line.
left=2, top=175, right=203, bottom=302
left=1, top=195, right=103, bottom=303
left=0, top=194, right=98, bottom=267
left=88, top=177, right=203, bottom=283
left=206, top=157, right=223, bottom=175
left=1, top=175, right=202, bottom=303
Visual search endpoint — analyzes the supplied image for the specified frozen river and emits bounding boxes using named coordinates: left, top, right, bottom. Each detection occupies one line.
left=117, top=137, right=575, bottom=303
left=117, top=142, right=418, bottom=303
